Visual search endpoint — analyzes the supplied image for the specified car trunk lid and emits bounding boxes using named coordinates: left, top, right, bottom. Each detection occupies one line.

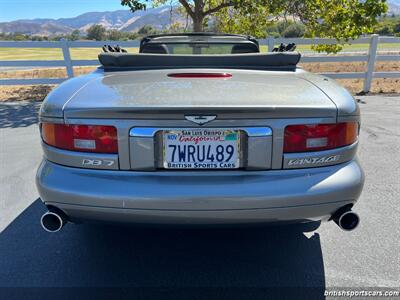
left=62, top=69, right=337, bottom=119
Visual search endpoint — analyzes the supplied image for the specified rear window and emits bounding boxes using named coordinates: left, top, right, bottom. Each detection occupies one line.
left=140, top=42, right=259, bottom=55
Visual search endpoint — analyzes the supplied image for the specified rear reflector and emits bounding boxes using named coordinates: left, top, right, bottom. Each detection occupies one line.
left=41, top=123, right=118, bottom=154
left=284, top=122, right=358, bottom=153
left=168, top=73, right=232, bottom=78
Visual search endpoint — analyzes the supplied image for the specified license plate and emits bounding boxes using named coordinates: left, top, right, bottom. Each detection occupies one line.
left=163, top=129, right=240, bottom=169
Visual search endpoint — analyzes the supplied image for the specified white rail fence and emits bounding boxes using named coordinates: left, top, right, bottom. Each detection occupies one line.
left=0, top=34, right=399, bottom=92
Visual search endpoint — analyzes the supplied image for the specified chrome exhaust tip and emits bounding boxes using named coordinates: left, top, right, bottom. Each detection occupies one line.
left=333, top=210, right=360, bottom=231
left=40, top=210, right=66, bottom=233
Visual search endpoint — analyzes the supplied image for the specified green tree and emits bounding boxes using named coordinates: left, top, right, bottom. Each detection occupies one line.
left=14, top=33, right=28, bottom=41
left=121, top=0, right=387, bottom=53
left=138, top=25, right=156, bottom=35
left=282, top=22, right=305, bottom=38
left=31, top=35, right=44, bottom=41
left=271, top=0, right=388, bottom=52
left=107, top=29, right=123, bottom=40
left=125, top=31, right=140, bottom=40
left=266, top=20, right=304, bottom=38
left=169, top=22, right=187, bottom=33
left=375, top=24, right=392, bottom=35
left=69, top=29, right=81, bottom=41
left=87, top=24, right=106, bottom=41
left=213, top=3, right=272, bottom=37
left=394, top=21, right=400, bottom=34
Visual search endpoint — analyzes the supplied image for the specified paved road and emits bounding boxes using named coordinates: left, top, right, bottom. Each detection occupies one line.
left=0, top=96, right=399, bottom=297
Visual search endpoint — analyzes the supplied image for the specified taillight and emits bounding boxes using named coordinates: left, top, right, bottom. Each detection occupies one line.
left=283, top=122, right=358, bottom=153
left=41, top=123, right=118, bottom=154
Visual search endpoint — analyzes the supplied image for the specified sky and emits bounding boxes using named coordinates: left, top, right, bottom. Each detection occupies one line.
left=0, top=0, right=130, bottom=22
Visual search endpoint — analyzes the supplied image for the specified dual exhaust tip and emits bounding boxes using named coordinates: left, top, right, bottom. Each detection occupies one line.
left=332, top=208, right=360, bottom=231
left=40, top=209, right=67, bottom=233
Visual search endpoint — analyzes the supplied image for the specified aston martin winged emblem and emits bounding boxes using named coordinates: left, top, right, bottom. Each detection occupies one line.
left=185, top=115, right=217, bottom=125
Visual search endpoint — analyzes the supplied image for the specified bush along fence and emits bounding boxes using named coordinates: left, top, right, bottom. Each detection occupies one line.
left=0, top=34, right=399, bottom=93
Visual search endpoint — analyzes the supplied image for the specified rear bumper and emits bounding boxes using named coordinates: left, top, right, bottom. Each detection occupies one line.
left=36, top=159, right=364, bottom=225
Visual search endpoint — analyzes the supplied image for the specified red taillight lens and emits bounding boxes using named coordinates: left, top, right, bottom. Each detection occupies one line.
left=167, top=73, right=232, bottom=78
left=283, top=122, right=358, bottom=153
left=41, top=123, right=118, bottom=154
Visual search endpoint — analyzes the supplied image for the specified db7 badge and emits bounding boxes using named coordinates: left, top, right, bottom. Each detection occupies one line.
left=82, top=159, right=115, bottom=167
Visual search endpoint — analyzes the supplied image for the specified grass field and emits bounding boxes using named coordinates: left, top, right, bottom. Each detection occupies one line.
left=0, top=43, right=399, bottom=60
left=0, top=47, right=139, bottom=60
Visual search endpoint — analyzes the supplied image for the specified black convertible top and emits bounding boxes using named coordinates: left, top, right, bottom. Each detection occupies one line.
left=98, top=52, right=301, bottom=71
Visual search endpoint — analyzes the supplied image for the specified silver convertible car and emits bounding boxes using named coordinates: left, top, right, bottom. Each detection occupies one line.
left=36, top=33, right=364, bottom=232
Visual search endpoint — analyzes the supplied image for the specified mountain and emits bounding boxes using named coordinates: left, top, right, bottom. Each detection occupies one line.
left=0, top=6, right=185, bottom=36
left=0, top=21, right=73, bottom=36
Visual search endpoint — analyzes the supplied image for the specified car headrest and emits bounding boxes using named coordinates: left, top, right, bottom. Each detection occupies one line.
left=231, top=44, right=259, bottom=54
left=141, top=44, right=169, bottom=54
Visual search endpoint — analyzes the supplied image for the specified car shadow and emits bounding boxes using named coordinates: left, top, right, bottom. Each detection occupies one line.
left=0, top=199, right=326, bottom=299
left=0, top=101, right=41, bottom=129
